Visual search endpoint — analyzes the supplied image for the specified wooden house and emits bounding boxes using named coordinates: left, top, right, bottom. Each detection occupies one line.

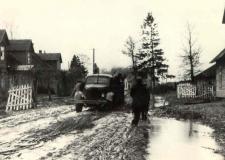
left=176, top=8, right=225, bottom=99
left=0, top=30, right=10, bottom=98
left=38, top=51, right=62, bottom=70
left=0, top=30, right=49, bottom=99
left=194, top=64, right=216, bottom=89
left=210, top=48, right=225, bottom=97
left=37, top=51, right=62, bottom=94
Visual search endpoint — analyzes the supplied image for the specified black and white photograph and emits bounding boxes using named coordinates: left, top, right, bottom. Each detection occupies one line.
left=0, top=0, right=225, bottom=159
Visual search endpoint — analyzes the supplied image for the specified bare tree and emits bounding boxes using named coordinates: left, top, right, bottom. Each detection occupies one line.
left=3, top=21, right=18, bottom=39
left=122, top=36, right=137, bottom=79
left=181, top=23, right=201, bottom=82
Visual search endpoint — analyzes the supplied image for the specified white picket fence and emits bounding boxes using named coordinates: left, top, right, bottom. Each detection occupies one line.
left=177, top=83, right=214, bottom=99
left=6, top=84, right=33, bottom=111
left=177, top=83, right=196, bottom=98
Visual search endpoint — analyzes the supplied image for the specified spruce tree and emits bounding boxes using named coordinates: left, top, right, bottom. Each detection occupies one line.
left=137, top=12, right=169, bottom=87
left=69, top=55, right=88, bottom=78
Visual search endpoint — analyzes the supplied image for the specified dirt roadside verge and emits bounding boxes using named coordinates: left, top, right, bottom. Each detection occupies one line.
left=153, top=100, right=225, bottom=157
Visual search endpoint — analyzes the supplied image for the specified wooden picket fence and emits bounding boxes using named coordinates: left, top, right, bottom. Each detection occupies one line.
left=197, top=85, right=214, bottom=99
left=177, top=83, right=196, bottom=98
left=177, top=83, right=214, bottom=99
left=6, top=84, right=33, bottom=111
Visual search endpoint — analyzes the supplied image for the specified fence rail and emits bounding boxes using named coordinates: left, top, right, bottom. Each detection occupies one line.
left=6, top=84, right=33, bottom=111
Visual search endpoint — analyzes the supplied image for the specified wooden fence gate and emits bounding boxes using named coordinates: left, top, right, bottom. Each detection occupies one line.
left=6, top=84, right=33, bottom=111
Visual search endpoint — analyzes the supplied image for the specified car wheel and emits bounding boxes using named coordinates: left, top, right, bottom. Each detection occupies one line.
left=76, top=105, right=83, bottom=112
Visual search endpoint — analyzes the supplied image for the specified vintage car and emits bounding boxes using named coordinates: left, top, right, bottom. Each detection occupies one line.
left=74, top=74, right=124, bottom=111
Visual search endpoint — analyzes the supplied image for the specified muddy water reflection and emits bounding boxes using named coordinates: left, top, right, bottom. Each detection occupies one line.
left=147, top=118, right=224, bottom=160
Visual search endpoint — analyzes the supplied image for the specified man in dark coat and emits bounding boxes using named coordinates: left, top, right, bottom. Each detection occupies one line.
left=130, top=77, right=150, bottom=125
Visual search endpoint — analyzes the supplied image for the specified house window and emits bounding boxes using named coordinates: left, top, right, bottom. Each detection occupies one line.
left=0, top=46, right=5, bottom=60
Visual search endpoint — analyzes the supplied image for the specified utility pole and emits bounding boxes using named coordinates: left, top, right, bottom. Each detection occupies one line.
left=93, top=48, right=95, bottom=74
left=68, top=61, right=70, bottom=70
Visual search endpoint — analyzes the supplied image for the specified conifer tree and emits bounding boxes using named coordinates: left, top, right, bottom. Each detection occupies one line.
left=69, top=55, right=88, bottom=78
left=137, top=12, right=169, bottom=88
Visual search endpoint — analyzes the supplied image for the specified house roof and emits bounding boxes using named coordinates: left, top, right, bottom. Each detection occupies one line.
left=0, top=29, right=9, bottom=45
left=210, top=48, right=225, bottom=63
left=0, top=30, right=6, bottom=43
left=38, top=53, right=62, bottom=63
left=195, top=64, right=216, bottom=80
left=7, top=39, right=33, bottom=52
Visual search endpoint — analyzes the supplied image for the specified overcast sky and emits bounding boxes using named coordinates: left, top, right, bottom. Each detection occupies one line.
left=0, top=0, right=224, bottom=78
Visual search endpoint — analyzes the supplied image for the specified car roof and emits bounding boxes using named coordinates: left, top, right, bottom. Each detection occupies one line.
left=86, top=74, right=112, bottom=78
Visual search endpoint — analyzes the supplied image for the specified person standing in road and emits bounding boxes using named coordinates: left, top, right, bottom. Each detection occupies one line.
left=74, top=82, right=85, bottom=112
left=130, top=77, right=150, bottom=126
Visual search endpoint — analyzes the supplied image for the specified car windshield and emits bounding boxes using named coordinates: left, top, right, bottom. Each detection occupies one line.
left=86, top=76, right=110, bottom=85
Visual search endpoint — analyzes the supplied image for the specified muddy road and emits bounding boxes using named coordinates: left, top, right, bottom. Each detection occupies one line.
left=0, top=103, right=224, bottom=160
left=0, top=106, right=149, bottom=160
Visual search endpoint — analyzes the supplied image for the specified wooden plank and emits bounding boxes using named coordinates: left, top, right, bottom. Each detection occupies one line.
left=29, top=86, right=32, bottom=109
left=9, top=92, right=29, bottom=103
left=25, top=84, right=29, bottom=110
left=6, top=89, right=11, bottom=111
left=18, top=85, right=22, bottom=110
left=12, top=86, right=17, bottom=110
left=21, top=84, right=24, bottom=110
left=28, top=84, right=30, bottom=109
left=22, top=84, right=25, bottom=110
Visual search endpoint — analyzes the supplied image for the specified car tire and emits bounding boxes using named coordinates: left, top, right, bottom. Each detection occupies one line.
left=76, top=105, right=83, bottom=112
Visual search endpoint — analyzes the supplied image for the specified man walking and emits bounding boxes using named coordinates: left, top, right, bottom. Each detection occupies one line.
left=130, top=77, right=150, bottom=126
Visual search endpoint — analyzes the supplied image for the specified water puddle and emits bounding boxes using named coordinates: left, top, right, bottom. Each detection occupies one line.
left=147, top=118, right=224, bottom=160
